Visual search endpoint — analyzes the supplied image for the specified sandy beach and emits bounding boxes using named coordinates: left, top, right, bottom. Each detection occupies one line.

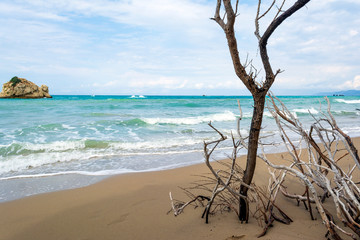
left=1, top=0, right=359, bottom=238
left=0, top=138, right=359, bottom=240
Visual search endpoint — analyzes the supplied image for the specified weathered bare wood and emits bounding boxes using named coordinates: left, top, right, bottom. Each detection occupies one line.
left=212, top=0, right=311, bottom=222
left=324, top=96, right=360, bottom=169
left=264, top=94, right=360, bottom=238
left=260, top=0, right=310, bottom=91
left=169, top=192, right=211, bottom=216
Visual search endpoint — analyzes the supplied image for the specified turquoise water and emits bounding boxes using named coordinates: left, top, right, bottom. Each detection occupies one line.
left=0, top=95, right=360, bottom=201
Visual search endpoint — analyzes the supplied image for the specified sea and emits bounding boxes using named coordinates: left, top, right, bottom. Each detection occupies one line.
left=1, top=95, right=360, bottom=202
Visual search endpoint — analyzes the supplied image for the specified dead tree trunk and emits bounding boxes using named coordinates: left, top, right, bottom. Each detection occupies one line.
left=212, top=0, right=310, bottom=222
left=239, top=93, right=266, bottom=221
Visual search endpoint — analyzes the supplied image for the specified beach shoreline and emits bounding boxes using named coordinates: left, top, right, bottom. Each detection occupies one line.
left=1, top=95, right=359, bottom=204
left=0, top=140, right=293, bottom=203
left=1, top=137, right=359, bottom=240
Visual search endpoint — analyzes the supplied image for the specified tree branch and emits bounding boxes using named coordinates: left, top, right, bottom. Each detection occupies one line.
left=260, top=0, right=310, bottom=91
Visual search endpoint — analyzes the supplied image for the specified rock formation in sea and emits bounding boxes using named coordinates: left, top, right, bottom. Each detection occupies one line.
left=0, top=77, right=52, bottom=98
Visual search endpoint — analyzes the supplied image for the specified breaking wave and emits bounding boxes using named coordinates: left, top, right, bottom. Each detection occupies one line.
left=293, top=107, right=319, bottom=115
left=142, top=111, right=237, bottom=125
left=335, top=99, right=360, bottom=104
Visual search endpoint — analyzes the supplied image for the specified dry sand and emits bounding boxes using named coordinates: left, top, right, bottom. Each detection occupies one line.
left=0, top=138, right=359, bottom=240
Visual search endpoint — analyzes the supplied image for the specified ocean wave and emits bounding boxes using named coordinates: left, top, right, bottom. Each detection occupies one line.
left=142, top=111, right=237, bottom=125
left=262, top=110, right=299, bottom=119
left=180, top=129, right=195, bottom=134
left=0, top=157, right=206, bottom=180
left=0, top=125, right=246, bottom=175
left=109, top=138, right=204, bottom=150
left=14, top=124, right=72, bottom=138
left=293, top=107, right=319, bottom=115
left=0, top=133, right=216, bottom=158
left=331, top=110, right=360, bottom=116
left=184, top=103, right=202, bottom=108
left=340, top=126, right=360, bottom=135
left=242, top=111, right=284, bottom=119
left=117, top=118, right=148, bottom=126
left=0, top=137, right=209, bottom=174
left=217, top=128, right=249, bottom=137
left=263, top=111, right=274, bottom=118
left=0, top=143, right=45, bottom=157
left=62, top=124, right=76, bottom=130
left=0, top=169, right=137, bottom=181
left=87, top=112, right=121, bottom=117
left=0, top=145, right=236, bottom=180
left=32, top=123, right=65, bottom=132
left=335, top=99, right=360, bottom=104
left=0, top=140, right=110, bottom=157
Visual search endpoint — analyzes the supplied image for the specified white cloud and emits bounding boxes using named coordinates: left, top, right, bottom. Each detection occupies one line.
left=194, top=83, right=204, bottom=89
left=11, top=0, right=214, bottom=38
left=341, top=75, right=360, bottom=90
left=129, top=77, right=188, bottom=89
left=349, top=29, right=359, bottom=37
left=0, top=2, right=68, bottom=21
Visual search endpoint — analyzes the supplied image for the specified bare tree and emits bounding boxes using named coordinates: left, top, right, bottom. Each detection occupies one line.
left=211, top=0, right=310, bottom=222
left=170, top=102, right=293, bottom=237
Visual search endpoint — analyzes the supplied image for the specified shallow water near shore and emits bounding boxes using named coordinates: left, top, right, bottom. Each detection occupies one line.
left=1, top=95, right=360, bottom=202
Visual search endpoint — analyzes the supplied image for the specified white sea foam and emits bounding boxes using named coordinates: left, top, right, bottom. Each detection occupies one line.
left=2, top=137, right=205, bottom=156
left=0, top=151, right=84, bottom=174
left=0, top=169, right=137, bottom=181
left=218, top=128, right=249, bottom=137
left=142, top=111, right=237, bottom=125
left=22, top=140, right=86, bottom=152
left=263, top=111, right=273, bottom=118
left=340, top=126, right=360, bottom=135
left=0, top=137, right=209, bottom=174
left=109, top=137, right=204, bottom=150
left=62, top=124, right=76, bottom=130
left=0, top=158, right=208, bottom=181
left=243, top=111, right=297, bottom=119
left=241, top=112, right=257, bottom=118
left=120, top=148, right=203, bottom=156
left=293, top=107, right=319, bottom=114
left=335, top=99, right=360, bottom=104
left=127, top=129, right=141, bottom=141
left=262, top=110, right=298, bottom=119
left=0, top=148, right=203, bottom=176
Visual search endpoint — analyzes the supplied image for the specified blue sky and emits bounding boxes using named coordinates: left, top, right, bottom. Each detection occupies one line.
left=0, top=0, right=359, bottom=95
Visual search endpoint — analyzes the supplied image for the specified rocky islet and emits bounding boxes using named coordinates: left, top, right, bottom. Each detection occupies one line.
left=0, top=77, right=51, bottom=98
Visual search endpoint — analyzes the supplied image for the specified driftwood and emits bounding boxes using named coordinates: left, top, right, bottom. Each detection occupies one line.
left=170, top=93, right=360, bottom=239
left=261, top=93, right=360, bottom=239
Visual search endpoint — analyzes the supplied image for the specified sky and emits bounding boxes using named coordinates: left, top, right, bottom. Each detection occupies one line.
left=0, top=0, right=359, bottom=95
